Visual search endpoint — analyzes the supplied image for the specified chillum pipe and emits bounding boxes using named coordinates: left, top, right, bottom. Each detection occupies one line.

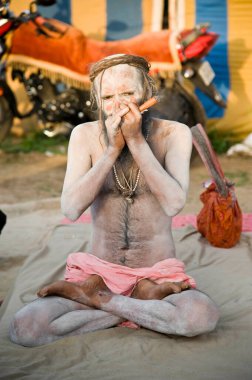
left=122, top=97, right=159, bottom=115
left=139, top=96, right=159, bottom=113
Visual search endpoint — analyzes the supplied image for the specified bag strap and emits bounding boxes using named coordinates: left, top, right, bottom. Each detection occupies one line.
left=191, top=124, right=229, bottom=197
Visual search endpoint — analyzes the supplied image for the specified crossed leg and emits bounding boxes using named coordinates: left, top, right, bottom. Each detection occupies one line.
left=9, top=276, right=219, bottom=347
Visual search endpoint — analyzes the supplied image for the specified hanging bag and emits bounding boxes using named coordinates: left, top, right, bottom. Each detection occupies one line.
left=191, top=123, right=242, bottom=248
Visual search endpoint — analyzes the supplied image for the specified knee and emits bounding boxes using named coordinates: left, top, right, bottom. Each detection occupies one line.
left=174, top=291, right=220, bottom=337
left=9, top=308, right=42, bottom=347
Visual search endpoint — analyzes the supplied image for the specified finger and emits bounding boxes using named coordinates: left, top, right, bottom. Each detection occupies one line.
left=118, top=106, right=130, bottom=117
left=119, top=102, right=128, bottom=110
left=37, top=286, right=49, bottom=297
left=127, top=102, right=142, bottom=116
left=106, top=115, right=121, bottom=129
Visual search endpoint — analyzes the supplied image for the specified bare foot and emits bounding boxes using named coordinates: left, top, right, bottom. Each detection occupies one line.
left=37, top=275, right=112, bottom=308
left=37, top=280, right=87, bottom=302
left=132, top=279, right=191, bottom=300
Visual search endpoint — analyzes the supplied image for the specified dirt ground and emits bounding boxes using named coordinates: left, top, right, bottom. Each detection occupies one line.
left=0, top=150, right=252, bottom=213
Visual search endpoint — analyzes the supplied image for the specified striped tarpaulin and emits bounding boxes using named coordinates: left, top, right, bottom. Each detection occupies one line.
left=38, top=0, right=71, bottom=24
left=36, top=0, right=157, bottom=40
left=195, top=0, right=229, bottom=119
left=185, top=0, right=252, bottom=140
left=105, top=0, right=142, bottom=41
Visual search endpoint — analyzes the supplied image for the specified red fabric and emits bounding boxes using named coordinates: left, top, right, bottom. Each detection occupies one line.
left=197, top=183, right=242, bottom=248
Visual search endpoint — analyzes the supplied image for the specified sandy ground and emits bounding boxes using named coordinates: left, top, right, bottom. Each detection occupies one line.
left=0, top=151, right=252, bottom=301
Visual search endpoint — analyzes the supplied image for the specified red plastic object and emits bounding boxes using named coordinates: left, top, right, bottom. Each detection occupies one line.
left=0, top=19, right=13, bottom=37
left=178, top=32, right=219, bottom=62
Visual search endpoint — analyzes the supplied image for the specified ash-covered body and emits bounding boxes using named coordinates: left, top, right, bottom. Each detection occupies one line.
left=9, top=56, right=219, bottom=347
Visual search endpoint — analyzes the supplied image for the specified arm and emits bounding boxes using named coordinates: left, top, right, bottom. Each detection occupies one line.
left=61, top=107, right=129, bottom=220
left=121, top=104, right=192, bottom=216
left=61, top=124, right=118, bottom=220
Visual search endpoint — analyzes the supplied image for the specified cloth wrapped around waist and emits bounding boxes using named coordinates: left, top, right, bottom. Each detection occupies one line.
left=65, top=252, right=196, bottom=296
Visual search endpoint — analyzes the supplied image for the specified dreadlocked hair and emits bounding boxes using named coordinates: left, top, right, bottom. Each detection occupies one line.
left=89, top=54, right=158, bottom=110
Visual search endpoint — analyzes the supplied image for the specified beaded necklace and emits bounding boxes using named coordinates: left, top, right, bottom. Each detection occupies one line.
left=112, top=120, right=151, bottom=204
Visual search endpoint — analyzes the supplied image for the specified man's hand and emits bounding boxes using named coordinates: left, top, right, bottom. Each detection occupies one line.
left=120, top=102, right=143, bottom=143
left=105, top=106, right=129, bottom=153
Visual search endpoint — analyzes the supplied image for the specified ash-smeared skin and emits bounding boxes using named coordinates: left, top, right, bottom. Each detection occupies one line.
left=9, top=63, right=219, bottom=347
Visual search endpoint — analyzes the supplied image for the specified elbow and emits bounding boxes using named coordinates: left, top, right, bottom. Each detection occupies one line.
left=61, top=206, right=80, bottom=222
left=163, top=193, right=187, bottom=217
left=61, top=195, right=82, bottom=222
left=166, top=205, right=184, bottom=217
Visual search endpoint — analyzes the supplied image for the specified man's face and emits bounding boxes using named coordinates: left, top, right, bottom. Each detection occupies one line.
left=94, top=64, right=145, bottom=118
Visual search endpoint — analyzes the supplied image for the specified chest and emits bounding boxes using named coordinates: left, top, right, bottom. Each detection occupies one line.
left=92, top=138, right=166, bottom=196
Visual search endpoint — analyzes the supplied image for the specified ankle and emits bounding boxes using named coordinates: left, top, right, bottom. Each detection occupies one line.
left=92, top=290, right=113, bottom=308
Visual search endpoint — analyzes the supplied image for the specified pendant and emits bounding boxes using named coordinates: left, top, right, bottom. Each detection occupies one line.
left=126, top=196, right=134, bottom=204
left=122, top=190, right=133, bottom=197
left=122, top=190, right=134, bottom=204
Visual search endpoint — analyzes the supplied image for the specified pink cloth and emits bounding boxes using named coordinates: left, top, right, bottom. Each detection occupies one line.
left=65, top=252, right=196, bottom=296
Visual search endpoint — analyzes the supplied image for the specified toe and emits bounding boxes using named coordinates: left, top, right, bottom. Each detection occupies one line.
left=37, top=287, right=48, bottom=297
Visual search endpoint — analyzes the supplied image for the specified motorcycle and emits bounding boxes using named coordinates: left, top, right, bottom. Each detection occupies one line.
left=0, top=0, right=226, bottom=142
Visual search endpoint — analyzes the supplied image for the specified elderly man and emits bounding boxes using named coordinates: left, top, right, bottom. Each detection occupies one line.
left=9, top=54, right=219, bottom=347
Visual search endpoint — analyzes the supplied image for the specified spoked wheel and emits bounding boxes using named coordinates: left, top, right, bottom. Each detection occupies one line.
left=0, top=96, right=13, bottom=143
left=151, top=80, right=206, bottom=128
left=151, top=80, right=207, bottom=160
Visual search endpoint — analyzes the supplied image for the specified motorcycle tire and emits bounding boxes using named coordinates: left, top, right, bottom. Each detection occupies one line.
left=151, top=80, right=206, bottom=128
left=151, top=80, right=207, bottom=160
left=0, top=96, right=13, bottom=143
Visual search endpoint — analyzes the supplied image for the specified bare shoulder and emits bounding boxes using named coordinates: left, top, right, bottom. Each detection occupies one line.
left=70, top=120, right=100, bottom=143
left=152, top=118, right=192, bottom=144
left=68, top=121, right=102, bottom=156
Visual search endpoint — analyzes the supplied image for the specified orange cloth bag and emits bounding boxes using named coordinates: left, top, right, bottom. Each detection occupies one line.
left=191, top=124, right=242, bottom=248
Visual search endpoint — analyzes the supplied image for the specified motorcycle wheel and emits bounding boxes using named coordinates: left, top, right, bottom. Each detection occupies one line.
left=0, top=96, right=13, bottom=143
left=151, top=80, right=206, bottom=128
left=151, top=80, right=207, bottom=160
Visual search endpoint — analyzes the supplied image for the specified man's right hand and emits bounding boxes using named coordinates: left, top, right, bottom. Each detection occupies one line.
left=105, top=106, right=129, bottom=153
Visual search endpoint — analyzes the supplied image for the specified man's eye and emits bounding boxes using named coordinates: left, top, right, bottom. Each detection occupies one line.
left=102, top=96, right=112, bottom=100
left=123, top=92, right=134, bottom=96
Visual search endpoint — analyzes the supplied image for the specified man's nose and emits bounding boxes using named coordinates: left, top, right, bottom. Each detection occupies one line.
left=112, top=96, right=123, bottom=112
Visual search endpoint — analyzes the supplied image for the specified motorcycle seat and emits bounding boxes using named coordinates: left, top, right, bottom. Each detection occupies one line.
left=7, top=18, right=181, bottom=89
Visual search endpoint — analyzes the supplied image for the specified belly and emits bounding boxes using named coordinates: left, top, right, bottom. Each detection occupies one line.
left=90, top=192, right=175, bottom=268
